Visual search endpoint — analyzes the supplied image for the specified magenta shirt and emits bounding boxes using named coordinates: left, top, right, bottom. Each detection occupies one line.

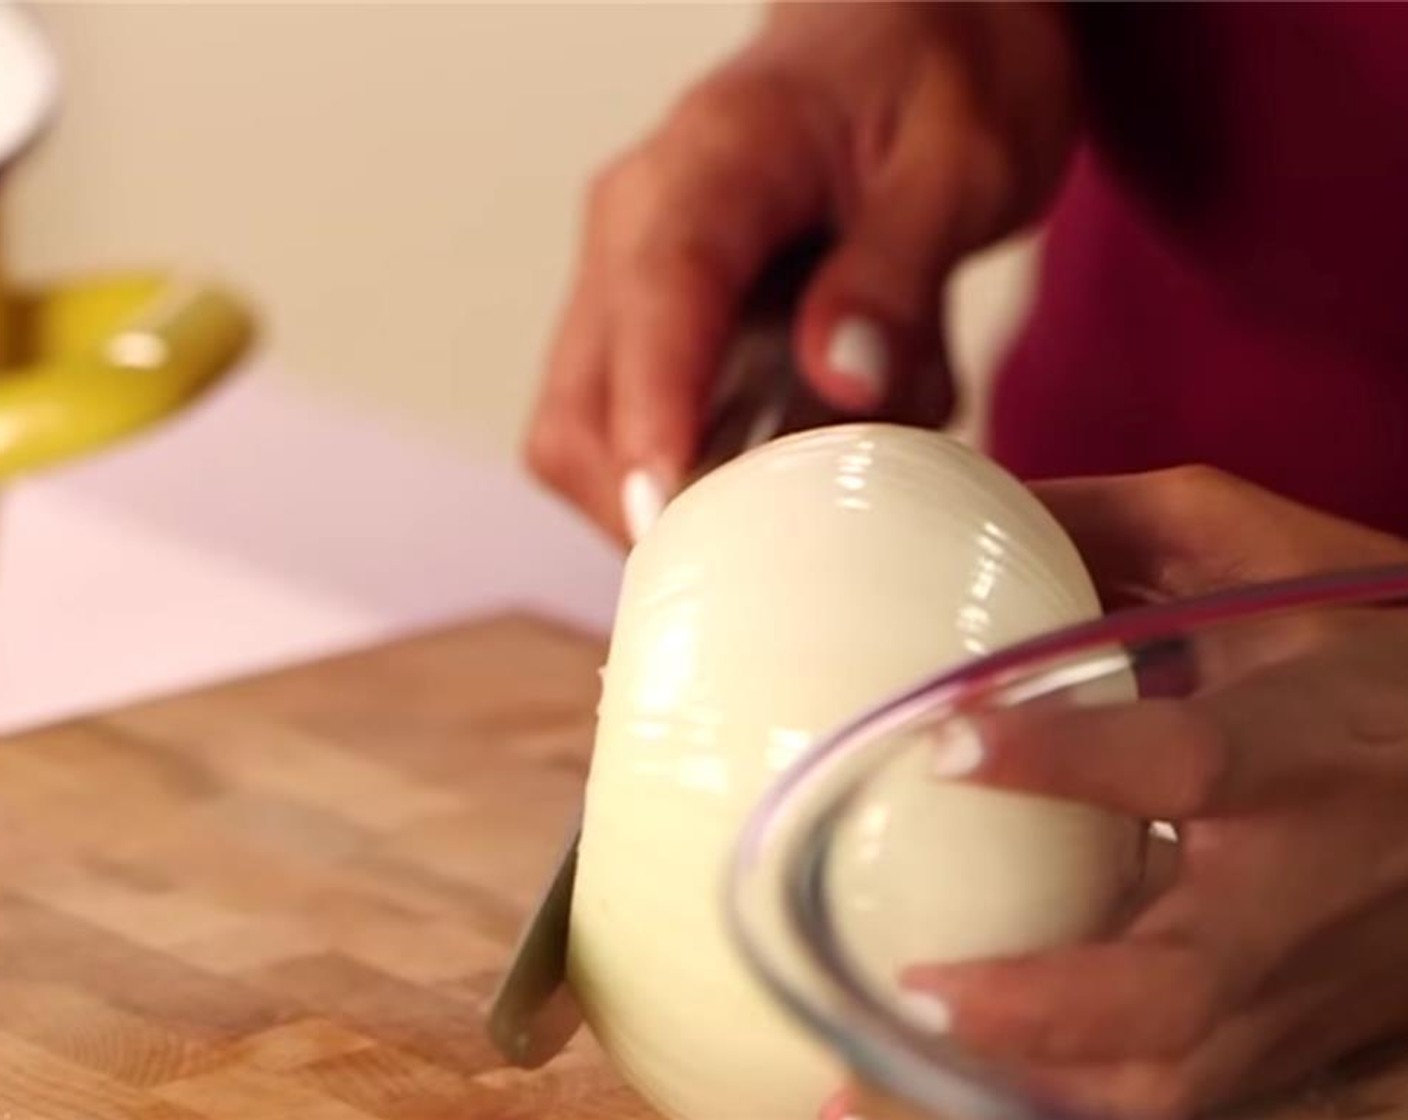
left=987, top=3, right=1408, bottom=538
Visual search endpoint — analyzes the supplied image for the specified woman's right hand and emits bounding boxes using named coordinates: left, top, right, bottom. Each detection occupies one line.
left=525, top=2, right=1082, bottom=543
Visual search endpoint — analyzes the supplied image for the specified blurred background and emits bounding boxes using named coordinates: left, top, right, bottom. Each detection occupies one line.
left=0, top=2, right=1034, bottom=731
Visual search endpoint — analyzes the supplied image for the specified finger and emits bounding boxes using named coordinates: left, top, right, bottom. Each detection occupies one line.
left=1027, top=470, right=1227, bottom=607
left=961, top=669, right=1388, bottom=821
left=1017, top=890, right=1408, bottom=1119
left=1029, top=468, right=1408, bottom=608
left=817, top=1087, right=855, bottom=1120
left=526, top=253, right=625, bottom=539
left=526, top=411, right=623, bottom=542
left=958, top=698, right=1233, bottom=821
left=1259, top=913, right=1408, bottom=1091
left=936, top=897, right=1408, bottom=1120
left=605, top=73, right=830, bottom=503
left=795, top=62, right=984, bottom=420
left=902, top=939, right=1223, bottom=1064
left=607, top=233, right=735, bottom=539
left=1020, top=975, right=1337, bottom=1120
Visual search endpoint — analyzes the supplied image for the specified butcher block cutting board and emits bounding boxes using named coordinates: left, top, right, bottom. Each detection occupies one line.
left=1, top=611, right=1407, bottom=1120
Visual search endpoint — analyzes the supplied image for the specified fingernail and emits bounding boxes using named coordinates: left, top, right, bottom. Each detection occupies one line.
left=826, top=315, right=888, bottom=399
left=899, top=989, right=953, bottom=1034
left=930, top=723, right=983, bottom=778
left=621, top=469, right=668, bottom=544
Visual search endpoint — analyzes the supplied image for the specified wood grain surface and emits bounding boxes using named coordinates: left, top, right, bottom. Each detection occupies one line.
left=0, top=615, right=648, bottom=1120
left=1, top=612, right=1406, bottom=1120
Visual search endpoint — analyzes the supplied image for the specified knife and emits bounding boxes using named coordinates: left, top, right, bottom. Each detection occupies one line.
left=486, top=234, right=835, bottom=1069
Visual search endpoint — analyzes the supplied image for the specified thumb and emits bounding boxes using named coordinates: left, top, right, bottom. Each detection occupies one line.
left=1030, top=467, right=1408, bottom=608
left=795, top=70, right=994, bottom=421
left=1029, top=469, right=1270, bottom=609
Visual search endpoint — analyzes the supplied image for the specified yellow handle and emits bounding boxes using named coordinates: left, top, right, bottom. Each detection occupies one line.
left=0, top=273, right=255, bottom=480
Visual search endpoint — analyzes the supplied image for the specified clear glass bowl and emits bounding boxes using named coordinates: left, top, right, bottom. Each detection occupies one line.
left=727, top=563, right=1408, bottom=1120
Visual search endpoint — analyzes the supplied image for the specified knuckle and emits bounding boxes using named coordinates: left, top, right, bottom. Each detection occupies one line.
left=662, top=70, right=806, bottom=188
left=624, top=235, right=728, bottom=298
left=1128, top=1069, right=1200, bottom=1120
left=523, top=419, right=579, bottom=491
left=667, top=72, right=775, bottom=152
left=586, top=148, right=654, bottom=220
left=584, top=159, right=622, bottom=217
left=667, top=78, right=736, bottom=133
left=1129, top=466, right=1247, bottom=595
left=587, top=158, right=734, bottom=297
left=1025, top=1013, right=1096, bottom=1064
left=1151, top=464, right=1239, bottom=511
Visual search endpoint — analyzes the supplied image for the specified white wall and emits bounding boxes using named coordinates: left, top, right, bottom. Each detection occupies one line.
left=9, top=2, right=1031, bottom=456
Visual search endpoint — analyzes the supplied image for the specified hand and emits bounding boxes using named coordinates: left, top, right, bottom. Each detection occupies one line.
left=827, top=468, right=1408, bottom=1120
left=525, top=2, right=1078, bottom=542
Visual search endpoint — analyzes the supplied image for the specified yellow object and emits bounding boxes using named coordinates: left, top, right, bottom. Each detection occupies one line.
left=0, top=272, right=254, bottom=479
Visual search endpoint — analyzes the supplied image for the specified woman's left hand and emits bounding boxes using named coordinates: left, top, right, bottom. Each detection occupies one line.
left=831, top=467, right=1408, bottom=1120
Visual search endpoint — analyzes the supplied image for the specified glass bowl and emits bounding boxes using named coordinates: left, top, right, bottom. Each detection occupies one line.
left=727, top=563, right=1408, bottom=1120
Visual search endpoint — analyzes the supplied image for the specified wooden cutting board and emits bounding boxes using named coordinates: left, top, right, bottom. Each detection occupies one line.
left=0, top=614, right=643, bottom=1120
left=1, top=612, right=1406, bottom=1120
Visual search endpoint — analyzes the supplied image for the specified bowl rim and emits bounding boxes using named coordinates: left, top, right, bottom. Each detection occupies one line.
left=725, top=561, right=1408, bottom=1120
